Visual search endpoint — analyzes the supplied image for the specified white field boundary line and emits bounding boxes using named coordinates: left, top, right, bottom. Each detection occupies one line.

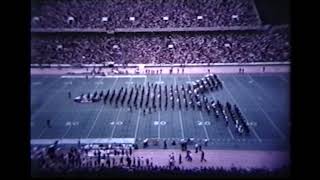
left=61, top=75, right=146, bottom=78
left=158, top=75, right=161, bottom=139
left=134, top=76, right=147, bottom=139
left=31, top=138, right=136, bottom=145
left=246, top=74, right=284, bottom=110
left=31, top=137, right=284, bottom=145
left=110, top=77, right=132, bottom=138
left=221, top=76, right=263, bottom=143
left=199, top=112, right=209, bottom=140
left=232, top=75, right=286, bottom=141
left=85, top=78, right=116, bottom=138
left=175, top=76, right=185, bottom=139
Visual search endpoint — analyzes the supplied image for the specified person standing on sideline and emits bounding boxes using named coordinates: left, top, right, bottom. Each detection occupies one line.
left=46, top=119, right=51, bottom=128
left=164, top=139, right=167, bottom=149
left=68, top=91, right=71, bottom=99
left=195, top=143, right=199, bottom=153
left=179, top=154, right=182, bottom=164
left=201, top=150, right=206, bottom=162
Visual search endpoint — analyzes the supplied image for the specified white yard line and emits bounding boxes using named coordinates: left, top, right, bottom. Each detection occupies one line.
left=134, top=109, right=141, bottom=139
left=175, top=76, right=185, bottom=139
left=134, top=76, right=146, bottom=139
left=110, top=108, right=122, bottom=138
left=110, top=77, right=132, bottom=138
left=187, top=75, right=192, bottom=81
left=246, top=74, right=283, bottom=109
left=110, top=77, right=119, bottom=90
left=178, top=111, right=185, bottom=139
left=82, top=77, right=106, bottom=138
left=233, top=75, right=286, bottom=141
left=38, top=111, right=65, bottom=138
left=199, top=112, right=209, bottom=140
left=158, top=111, right=161, bottom=139
left=227, top=128, right=235, bottom=140
left=86, top=105, right=104, bottom=138
left=222, top=77, right=262, bottom=143
left=204, top=75, right=236, bottom=140
left=31, top=83, right=68, bottom=121
left=35, top=79, right=89, bottom=139
left=38, top=128, right=47, bottom=139
left=278, top=75, right=289, bottom=84
left=62, top=81, right=91, bottom=139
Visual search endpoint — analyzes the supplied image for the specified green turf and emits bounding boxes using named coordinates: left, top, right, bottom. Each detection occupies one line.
left=31, top=73, right=290, bottom=151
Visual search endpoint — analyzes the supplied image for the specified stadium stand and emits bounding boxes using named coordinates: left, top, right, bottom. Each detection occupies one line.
left=31, top=0, right=261, bottom=29
left=31, top=26, right=289, bottom=65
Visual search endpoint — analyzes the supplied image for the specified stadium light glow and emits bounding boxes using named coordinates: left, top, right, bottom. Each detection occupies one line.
left=101, top=17, right=108, bottom=22
left=197, top=16, right=203, bottom=20
left=129, top=17, right=135, bottom=21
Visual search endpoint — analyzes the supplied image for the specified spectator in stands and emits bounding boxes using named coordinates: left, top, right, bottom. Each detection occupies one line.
left=31, top=0, right=261, bottom=29
left=31, top=27, right=289, bottom=65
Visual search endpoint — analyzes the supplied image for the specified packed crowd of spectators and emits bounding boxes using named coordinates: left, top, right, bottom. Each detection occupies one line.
left=31, top=144, right=289, bottom=177
left=31, top=0, right=260, bottom=29
left=31, top=27, right=289, bottom=64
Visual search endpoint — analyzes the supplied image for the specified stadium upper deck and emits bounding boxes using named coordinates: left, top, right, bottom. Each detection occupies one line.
left=31, top=0, right=261, bottom=29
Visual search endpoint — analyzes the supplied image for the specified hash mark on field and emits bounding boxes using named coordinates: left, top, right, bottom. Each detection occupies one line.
left=95, top=81, right=103, bottom=85
left=64, top=81, right=72, bottom=85
left=32, top=82, right=42, bottom=85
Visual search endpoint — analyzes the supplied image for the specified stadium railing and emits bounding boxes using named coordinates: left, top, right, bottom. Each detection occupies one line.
left=31, top=25, right=270, bottom=33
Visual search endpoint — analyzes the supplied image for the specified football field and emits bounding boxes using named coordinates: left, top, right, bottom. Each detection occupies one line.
left=31, top=73, right=290, bottom=151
